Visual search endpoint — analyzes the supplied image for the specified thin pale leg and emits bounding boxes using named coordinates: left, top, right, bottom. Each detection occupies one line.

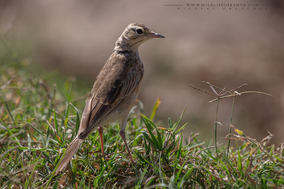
left=98, top=126, right=105, bottom=157
left=120, top=118, right=135, bottom=164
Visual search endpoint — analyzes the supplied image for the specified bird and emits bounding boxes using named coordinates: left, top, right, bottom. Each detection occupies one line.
left=55, top=23, right=165, bottom=173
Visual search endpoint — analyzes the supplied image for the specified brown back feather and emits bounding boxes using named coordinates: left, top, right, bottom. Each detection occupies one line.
left=78, top=51, right=143, bottom=139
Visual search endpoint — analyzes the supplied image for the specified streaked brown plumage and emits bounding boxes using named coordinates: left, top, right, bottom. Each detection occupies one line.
left=55, top=23, right=164, bottom=174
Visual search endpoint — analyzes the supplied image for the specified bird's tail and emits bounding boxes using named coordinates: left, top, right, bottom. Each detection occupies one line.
left=55, top=137, right=83, bottom=174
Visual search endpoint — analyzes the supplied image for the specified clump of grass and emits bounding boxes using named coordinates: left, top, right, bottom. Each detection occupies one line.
left=1, top=40, right=284, bottom=188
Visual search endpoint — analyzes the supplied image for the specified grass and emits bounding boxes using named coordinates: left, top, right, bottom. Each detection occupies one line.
left=1, top=40, right=284, bottom=188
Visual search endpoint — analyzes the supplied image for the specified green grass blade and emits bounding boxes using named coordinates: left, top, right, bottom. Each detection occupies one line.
left=178, top=166, right=194, bottom=187
left=53, top=109, right=58, bottom=134
left=69, top=102, right=80, bottom=135
left=142, top=131, right=160, bottom=150
left=150, top=97, right=161, bottom=120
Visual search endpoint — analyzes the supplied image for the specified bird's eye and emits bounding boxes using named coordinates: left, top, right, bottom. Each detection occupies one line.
left=136, top=29, right=143, bottom=35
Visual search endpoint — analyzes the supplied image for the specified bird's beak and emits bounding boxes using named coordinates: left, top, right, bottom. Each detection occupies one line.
left=148, top=31, right=165, bottom=38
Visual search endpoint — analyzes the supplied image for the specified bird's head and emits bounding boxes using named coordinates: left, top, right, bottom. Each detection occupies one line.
left=114, top=23, right=165, bottom=51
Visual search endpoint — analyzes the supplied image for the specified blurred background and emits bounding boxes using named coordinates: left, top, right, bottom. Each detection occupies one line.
left=1, top=0, right=284, bottom=145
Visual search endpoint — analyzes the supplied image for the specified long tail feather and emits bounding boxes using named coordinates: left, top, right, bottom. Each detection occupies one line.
left=55, top=137, right=83, bottom=174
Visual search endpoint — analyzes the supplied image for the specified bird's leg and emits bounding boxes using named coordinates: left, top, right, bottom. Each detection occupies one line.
left=120, top=118, right=135, bottom=164
left=98, top=126, right=105, bottom=157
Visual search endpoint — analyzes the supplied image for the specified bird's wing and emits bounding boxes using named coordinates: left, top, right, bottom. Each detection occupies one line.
left=78, top=52, right=143, bottom=139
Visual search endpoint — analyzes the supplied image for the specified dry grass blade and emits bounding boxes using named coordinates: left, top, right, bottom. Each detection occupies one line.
left=0, top=75, right=15, bottom=89
left=209, top=90, right=273, bottom=103
left=260, top=131, right=274, bottom=145
left=188, top=84, right=214, bottom=95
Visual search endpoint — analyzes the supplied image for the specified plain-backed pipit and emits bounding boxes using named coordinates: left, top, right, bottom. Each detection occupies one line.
left=56, top=23, right=164, bottom=173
